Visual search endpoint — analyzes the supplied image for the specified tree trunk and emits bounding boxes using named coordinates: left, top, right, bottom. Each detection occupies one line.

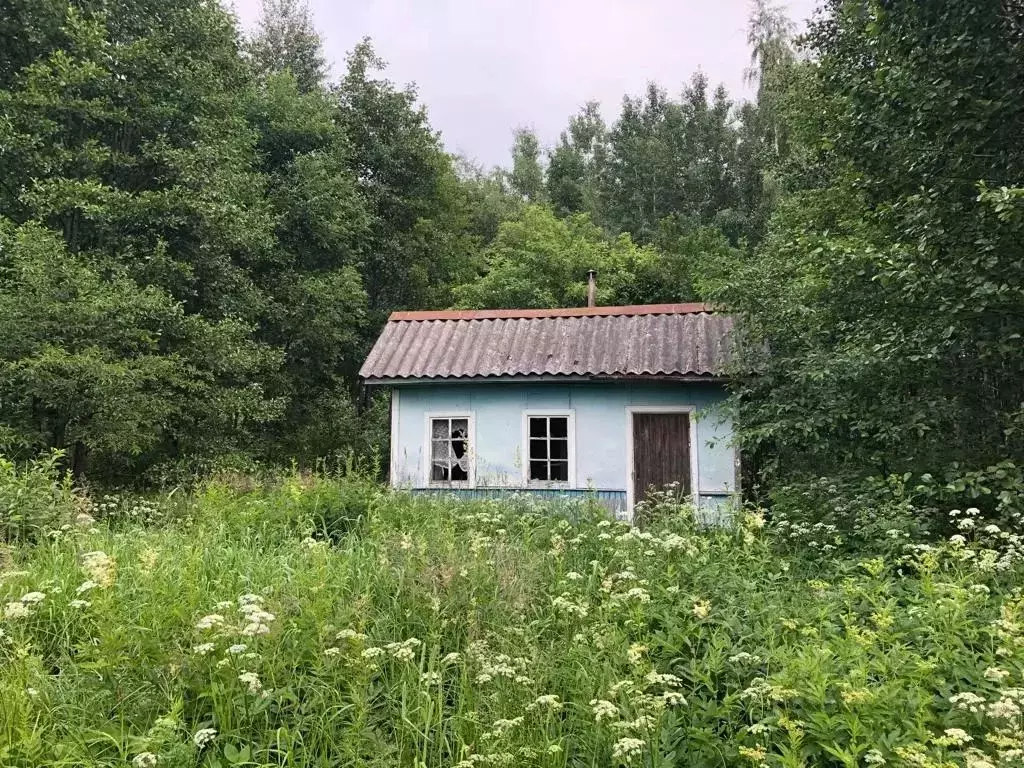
left=71, top=441, right=89, bottom=483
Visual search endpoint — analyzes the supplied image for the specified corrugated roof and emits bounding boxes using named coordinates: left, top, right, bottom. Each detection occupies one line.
left=360, top=304, right=734, bottom=382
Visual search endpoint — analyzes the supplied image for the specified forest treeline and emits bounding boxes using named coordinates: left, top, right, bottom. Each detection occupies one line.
left=0, top=0, right=1021, bottom=516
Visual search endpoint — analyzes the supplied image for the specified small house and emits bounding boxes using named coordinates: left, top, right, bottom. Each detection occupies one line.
left=359, top=300, right=738, bottom=520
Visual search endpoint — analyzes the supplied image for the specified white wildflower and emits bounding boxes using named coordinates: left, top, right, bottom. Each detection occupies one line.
left=529, top=694, right=562, bottom=711
left=590, top=699, right=618, bottom=723
left=729, top=652, right=761, bottom=664
left=692, top=600, right=711, bottom=619
left=19, top=592, right=45, bottom=604
left=988, top=696, right=1022, bottom=720
left=645, top=671, right=683, bottom=687
left=324, top=647, right=341, bottom=657
left=192, top=643, right=216, bottom=656
left=195, top=614, right=225, bottom=631
left=238, top=670, right=262, bottom=695
left=942, top=728, right=973, bottom=745
left=950, top=691, right=986, bottom=712
left=624, top=587, right=651, bottom=603
left=81, top=551, right=116, bottom=588
left=132, top=753, right=158, bottom=768
left=76, top=581, right=98, bottom=595
left=69, top=599, right=90, bottom=609
left=335, top=629, right=367, bottom=641
left=227, top=644, right=247, bottom=655
left=627, top=643, right=646, bottom=665
left=3, top=601, right=30, bottom=620
left=662, top=691, right=687, bottom=706
left=984, top=667, right=1010, bottom=683
left=611, top=737, right=645, bottom=762
left=192, top=728, right=217, bottom=748
left=864, top=749, right=886, bottom=765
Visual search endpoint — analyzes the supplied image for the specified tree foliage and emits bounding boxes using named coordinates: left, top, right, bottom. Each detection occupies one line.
left=453, top=204, right=731, bottom=309
left=703, top=0, right=1024, bottom=504
left=247, top=0, right=327, bottom=93
left=0, top=4, right=470, bottom=479
left=1, top=0, right=1020, bottom=506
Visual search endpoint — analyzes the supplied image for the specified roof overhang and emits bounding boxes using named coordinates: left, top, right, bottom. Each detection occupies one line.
left=362, top=373, right=728, bottom=386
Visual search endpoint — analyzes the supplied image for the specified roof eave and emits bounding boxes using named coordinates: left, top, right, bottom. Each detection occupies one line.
left=361, top=373, right=727, bottom=386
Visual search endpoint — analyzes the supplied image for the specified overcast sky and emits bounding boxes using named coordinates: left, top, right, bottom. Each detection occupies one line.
left=231, top=0, right=820, bottom=168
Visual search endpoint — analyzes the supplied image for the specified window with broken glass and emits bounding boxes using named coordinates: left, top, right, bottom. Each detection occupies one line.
left=430, top=417, right=471, bottom=483
left=527, top=415, right=570, bottom=483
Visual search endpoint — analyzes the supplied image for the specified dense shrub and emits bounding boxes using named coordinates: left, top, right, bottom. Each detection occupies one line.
left=0, top=451, right=76, bottom=544
left=1, top=468, right=1024, bottom=766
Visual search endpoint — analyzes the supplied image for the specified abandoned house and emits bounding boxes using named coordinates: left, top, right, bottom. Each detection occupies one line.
left=359, top=298, right=737, bottom=520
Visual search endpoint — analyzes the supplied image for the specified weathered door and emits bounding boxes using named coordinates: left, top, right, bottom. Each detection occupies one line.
left=632, top=412, right=691, bottom=505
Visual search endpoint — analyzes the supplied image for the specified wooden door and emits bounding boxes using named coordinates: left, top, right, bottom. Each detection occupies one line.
left=632, top=412, right=691, bottom=506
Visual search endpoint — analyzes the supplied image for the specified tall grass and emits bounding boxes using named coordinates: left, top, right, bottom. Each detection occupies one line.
left=1, top=470, right=1023, bottom=767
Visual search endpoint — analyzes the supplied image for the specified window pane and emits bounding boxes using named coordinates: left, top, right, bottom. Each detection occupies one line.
left=432, top=419, right=450, bottom=440
left=549, top=417, right=568, bottom=438
left=529, top=438, right=547, bottom=460
left=431, top=462, right=448, bottom=481
left=451, top=418, right=468, bottom=435
left=529, top=417, right=547, bottom=438
left=450, top=463, right=468, bottom=481
left=550, top=461, right=569, bottom=481
left=550, top=439, right=568, bottom=460
left=529, top=460, right=548, bottom=481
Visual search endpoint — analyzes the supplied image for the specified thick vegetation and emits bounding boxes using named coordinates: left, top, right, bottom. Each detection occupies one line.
left=2, top=464, right=1024, bottom=767
left=2, top=0, right=1019, bottom=510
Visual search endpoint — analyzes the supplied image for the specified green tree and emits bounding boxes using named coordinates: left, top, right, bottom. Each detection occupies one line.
left=335, top=39, right=476, bottom=319
left=546, top=101, right=607, bottom=218
left=247, top=0, right=327, bottom=94
left=453, top=204, right=714, bottom=310
left=509, top=127, right=546, bottom=202
left=706, top=0, right=1024, bottom=504
left=455, top=156, right=523, bottom=246
left=0, top=1, right=284, bottom=477
left=599, top=77, right=746, bottom=244
left=244, top=71, right=373, bottom=463
left=0, top=220, right=281, bottom=478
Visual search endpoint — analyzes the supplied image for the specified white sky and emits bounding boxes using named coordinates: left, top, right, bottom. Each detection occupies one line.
left=230, top=0, right=821, bottom=168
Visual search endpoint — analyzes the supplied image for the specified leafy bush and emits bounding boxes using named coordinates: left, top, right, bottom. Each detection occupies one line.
left=2, top=476, right=1024, bottom=766
left=0, top=451, right=76, bottom=544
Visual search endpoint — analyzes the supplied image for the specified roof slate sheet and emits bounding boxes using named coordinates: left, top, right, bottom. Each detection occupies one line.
left=359, top=304, right=733, bottom=382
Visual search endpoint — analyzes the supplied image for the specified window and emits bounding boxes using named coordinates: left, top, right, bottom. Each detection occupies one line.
left=429, top=416, right=471, bottom=483
left=526, top=414, right=572, bottom=484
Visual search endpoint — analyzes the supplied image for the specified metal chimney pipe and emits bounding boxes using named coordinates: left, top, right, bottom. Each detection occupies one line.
left=586, top=270, right=597, bottom=307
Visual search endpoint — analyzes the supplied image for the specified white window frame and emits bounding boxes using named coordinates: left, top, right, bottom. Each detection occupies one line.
left=521, top=410, right=576, bottom=488
left=625, top=405, right=699, bottom=521
left=423, top=412, right=476, bottom=488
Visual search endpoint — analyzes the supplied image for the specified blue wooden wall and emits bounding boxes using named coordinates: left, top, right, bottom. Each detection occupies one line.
left=389, top=380, right=737, bottom=516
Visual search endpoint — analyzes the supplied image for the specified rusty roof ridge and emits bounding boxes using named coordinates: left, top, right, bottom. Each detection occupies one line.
left=387, top=302, right=717, bottom=322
